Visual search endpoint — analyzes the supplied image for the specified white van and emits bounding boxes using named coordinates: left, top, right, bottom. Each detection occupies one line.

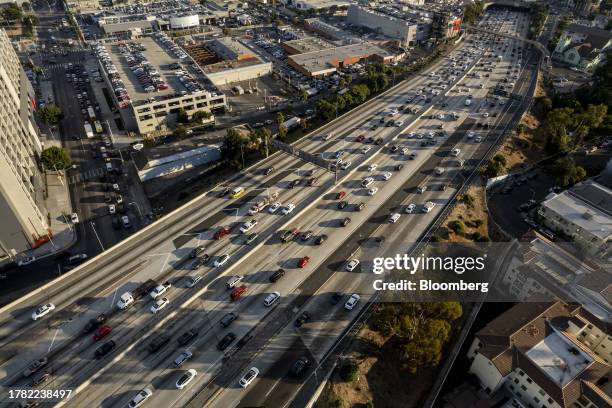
left=117, top=292, right=134, bottom=309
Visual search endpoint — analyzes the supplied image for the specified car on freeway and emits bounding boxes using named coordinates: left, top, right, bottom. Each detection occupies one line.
left=337, top=200, right=348, bottom=210
left=268, top=202, right=281, bottom=213
left=475, top=136, right=482, bottom=143
left=177, top=328, right=199, bottom=346
left=269, top=268, right=285, bottom=283
left=28, top=372, right=50, bottom=387
left=93, top=325, right=112, bottom=341
left=335, top=191, right=346, bottom=200
left=94, top=340, right=116, bottom=359
left=382, top=172, right=392, bottom=181
left=435, top=167, right=445, bottom=175
left=239, top=219, right=258, bottom=233
left=150, top=298, right=169, bottom=314
left=289, top=179, right=301, bottom=189
left=367, top=163, right=378, bottom=171
left=344, top=294, right=361, bottom=310
left=214, top=226, right=231, bottom=240
left=361, top=146, right=372, bottom=154
left=230, top=285, right=247, bottom=301
left=127, top=388, right=152, bottom=407
left=341, top=217, right=351, bottom=227
left=298, top=256, right=310, bottom=268
left=281, top=228, right=300, bottom=243
left=191, top=257, right=205, bottom=270
left=173, top=350, right=193, bottom=368
left=22, top=357, right=48, bottom=378
left=175, top=369, right=197, bottom=390
left=82, top=314, right=106, bottom=334
left=355, top=134, right=365, bottom=142
left=190, top=246, right=205, bottom=258
left=395, top=164, right=404, bottom=171
left=422, top=202, right=436, bottom=213
left=263, top=291, right=281, bottom=306
left=361, top=177, right=374, bottom=187
left=290, top=356, right=310, bottom=376
left=187, top=275, right=202, bottom=288
left=239, top=367, right=259, bottom=388
left=245, top=233, right=258, bottom=245
left=217, top=333, right=237, bottom=351
left=340, top=161, right=352, bottom=170
left=294, top=311, right=311, bottom=327
left=467, top=130, right=475, bottom=139
left=108, top=204, right=116, bottom=214
left=301, top=230, right=313, bottom=241
left=31, top=303, right=55, bottom=321
left=368, top=187, right=379, bottom=196
left=315, top=234, right=327, bottom=245
left=220, top=312, right=239, bottom=328
left=150, top=282, right=171, bottom=299
left=306, top=176, right=318, bottom=186
left=346, top=259, right=360, bottom=271
left=264, top=167, right=274, bottom=175
left=405, top=203, right=417, bottom=214
left=389, top=213, right=401, bottom=223
left=281, top=203, right=295, bottom=215
left=226, top=275, right=244, bottom=289
left=214, top=254, right=230, bottom=267
left=17, top=256, right=36, bottom=267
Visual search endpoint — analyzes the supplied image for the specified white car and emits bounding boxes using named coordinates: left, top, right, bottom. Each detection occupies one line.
left=382, top=172, right=392, bottom=181
left=395, top=120, right=403, bottom=127
left=239, top=367, right=259, bottom=388
left=422, top=201, right=436, bottom=213
left=281, top=204, right=295, bottom=215
left=71, top=213, right=79, bottom=223
left=405, top=203, right=416, bottom=214
left=483, top=112, right=489, bottom=118
left=176, top=369, right=197, bottom=389
left=389, top=213, right=401, bottom=223
left=263, top=291, right=281, bottom=307
left=31, top=303, right=55, bottom=321
left=108, top=204, right=116, bottom=214
left=367, top=164, right=378, bottom=172
left=239, top=219, right=258, bottom=234
left=451, top=148, right=461, bottom=157
left=214, top=254, right=230, bottom=267
left=401, top=147, right=410, bottom=155
left=17, top=256, right=36, bottom=267
left=268, top=202, right=281, bottom=213
left=346, top=259, right=360, bottom=271
left=361, top=146, right=372, bottom=154
left=361, top=177, right=374, bottom=187
left=344, top=294, right=360, bottom=310
left=128, top=388, right=152, bottom=408
left=467, top=131, right=475, bottom=139
left=340, top=161, right=352, bottom=170
left=435, top=168, right=445, bottom=175
left=368, top=187, right=379, bottom=196
left=475, top=136, right=483, bottom=143
left=150, top=282, right=171, bottom=299
left=150, top=297, right=169, bottom=314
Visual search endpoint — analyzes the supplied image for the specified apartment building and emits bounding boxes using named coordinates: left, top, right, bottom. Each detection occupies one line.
left=467, top=302, right=611, bottom=408
left=0, top=29, right=49, bottom=257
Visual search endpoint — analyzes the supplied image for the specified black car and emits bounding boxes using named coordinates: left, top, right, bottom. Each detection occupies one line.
left=220, top=312, right=239, bottom=328
left=301, top=231, right=313, bottom=241
left=177, top=328, right=199, bottom=346
left=289, top=179, right=301, bottom=188
left=294, top=311, right=311, bottom=327
left=200, top=253, right=211, bottom=264
left=190, top=246, right=205, bottom=258
left=290, top=356, right=310, bottom=376
left=331, top=292, right=344, bottom=304
left=265, top=167, right=274, bottom=175
left=95, top=340, right=116, bottom=358
left=337, top=201, right=348, bottom=210
left=270, top=268, right=285, bottom=283
left=355, top=202, right=365, bottom=212
left=390, top=145, right=399, bottom=153
left=315, top=235, right=327, bottom=245
left=341, top=217, right=351, bottom=227
left=217, top=333, right=236, bottom=351
left=28, top=372, right=50, bottom=387
left=83, top=314, right=106, bottom=334
left=375, top=137, right=383, bottom=145
left=395, top=164, right=404, bottom=171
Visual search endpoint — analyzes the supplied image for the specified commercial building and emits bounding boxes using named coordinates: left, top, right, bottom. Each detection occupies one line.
left=288, top=42, right=395, bottom=77
left=303, top=18, right=362, bottom=44
left=467, top=302, right=611, bottom=407
left=280, top=0, right=353, bottom=11
left=282, top=37, right=335, bottom=55
left=537, top=178, right=611, bottom=258
left=347, top=4, right=430, bottom=46
left=185, top=37, right=272, bottom=86
left=0, top=29, right=49, bottom=256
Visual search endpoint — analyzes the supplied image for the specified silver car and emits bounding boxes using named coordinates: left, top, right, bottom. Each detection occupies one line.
left=173, top=351, right=193, bottom=368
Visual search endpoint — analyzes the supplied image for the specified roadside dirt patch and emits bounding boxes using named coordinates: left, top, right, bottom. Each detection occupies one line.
left=442, top=184, right=489, bottom=243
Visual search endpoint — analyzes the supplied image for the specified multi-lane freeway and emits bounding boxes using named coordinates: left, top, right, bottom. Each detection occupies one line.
left=0, top=7, right=538, bottom=408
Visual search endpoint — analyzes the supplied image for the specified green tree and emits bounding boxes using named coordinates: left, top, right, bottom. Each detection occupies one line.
left=316, top=99, right=336, bottom=121
left=516, top=123, right=527, bottom=134
left=449, top=220, right=466, bottom=236
left=275, top=111, right=285, bottom=127
left=461, top=193, right=475, bottom=207
left=191, top=110, right=212, bottom=123
left=551, top=157, right=587, bottom=187
left=2, top=3, right=23, bottom=21
left=37, top=104, right=63, bottom=124
left=221, top=128, right=248, bottom=169
left=339, top=360, right=358, bottom=382
left=41, top=146, right=71, bottom=170
left=463, top=1, right=484, bottom=25
left=173, top=125, right=187, bottom=139
left=176, top=108, right=189, bottom=123
left=544, top=108, right=575, bottom=154
left=298, top=88, right=309, bottom=102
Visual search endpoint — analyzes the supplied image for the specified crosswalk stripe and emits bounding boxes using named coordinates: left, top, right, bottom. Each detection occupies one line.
left=69, top=168, right=104, bottom=185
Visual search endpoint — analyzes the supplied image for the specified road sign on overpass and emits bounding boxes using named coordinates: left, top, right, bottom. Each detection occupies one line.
left=270, top=139, right=332, bottom=171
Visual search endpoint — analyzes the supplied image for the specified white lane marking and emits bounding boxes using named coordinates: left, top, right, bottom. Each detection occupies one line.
left=48, top=328, right=60, bottom=353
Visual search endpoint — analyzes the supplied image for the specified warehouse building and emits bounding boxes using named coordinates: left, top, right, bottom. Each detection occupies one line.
left=288, top=42, right=395, bottom=77
left=281, top=37, right=335, bottom=55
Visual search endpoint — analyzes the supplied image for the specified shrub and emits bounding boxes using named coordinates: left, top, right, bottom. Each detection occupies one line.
left=339, top=360, right=358, bottom=382
left=449, top=220, right=466, bottom=236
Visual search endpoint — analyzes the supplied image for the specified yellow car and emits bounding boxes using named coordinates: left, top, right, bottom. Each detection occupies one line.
left=230, top=187, right=245, bottom=198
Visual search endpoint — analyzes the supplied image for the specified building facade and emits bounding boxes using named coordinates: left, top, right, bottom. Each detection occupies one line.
left=347, top=5, right=430, bottom=46
left=0, top=29, right=49, bottom=257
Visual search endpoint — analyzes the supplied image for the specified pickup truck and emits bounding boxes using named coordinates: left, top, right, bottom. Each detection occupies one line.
left=280, top=228, right=300, bottom=243
left=117, top=279, right=157, bottom=309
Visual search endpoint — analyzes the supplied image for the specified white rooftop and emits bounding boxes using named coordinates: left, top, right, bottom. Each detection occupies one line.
left=526, top=332, right=592, bottom=386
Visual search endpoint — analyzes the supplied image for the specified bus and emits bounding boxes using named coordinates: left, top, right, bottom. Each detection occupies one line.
left=94, top=120, right=103, bottom=133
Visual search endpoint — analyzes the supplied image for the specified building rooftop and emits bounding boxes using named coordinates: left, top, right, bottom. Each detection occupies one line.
left=526, top=332, right=593, bottom=386
left=283, top=37, right=335, bottom=54
left=207, top=37, right=256, bottom=61
left=289, top=42, right=392, bottom=74
left=304, top=18, right=362, bottom=44
left=541, top=180, right=612, bottom=241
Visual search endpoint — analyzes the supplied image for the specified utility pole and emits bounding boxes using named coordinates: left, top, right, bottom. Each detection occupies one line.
left=240, top=144, right=245, bottom=169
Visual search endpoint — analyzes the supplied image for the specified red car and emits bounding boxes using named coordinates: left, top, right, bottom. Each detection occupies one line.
left=230, top=285, right=247, bottom=301
left=298, top=256, right=310, bottom=268
left=355, top=134, right=365, bottom=143
left=93, top=325, right=112, bottom=341
left=214, top=227, right=231, bottom=240
left=336, top=192, right=346, bottom=200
